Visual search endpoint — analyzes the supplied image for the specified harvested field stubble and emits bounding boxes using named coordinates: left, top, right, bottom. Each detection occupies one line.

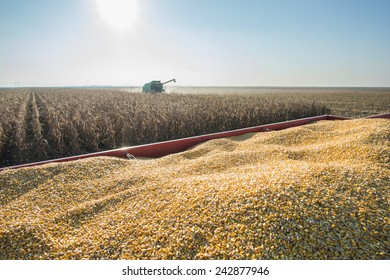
left=0, top=118, right=389, bottom=259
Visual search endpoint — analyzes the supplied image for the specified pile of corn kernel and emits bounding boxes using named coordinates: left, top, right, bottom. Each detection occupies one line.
left=0, top=118, right=389, bottom=259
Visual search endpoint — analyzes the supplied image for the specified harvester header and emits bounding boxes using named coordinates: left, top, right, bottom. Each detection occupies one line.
left=142, top=79, right=176, bottom=93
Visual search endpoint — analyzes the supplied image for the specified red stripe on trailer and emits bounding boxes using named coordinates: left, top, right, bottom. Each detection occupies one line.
left=1, top=113, right=388, bottom=171
left=365, top=112, right=390, bottom=119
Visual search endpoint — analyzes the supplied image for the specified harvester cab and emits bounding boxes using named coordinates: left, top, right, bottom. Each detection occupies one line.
left=142, top=79, right=176, bottom=93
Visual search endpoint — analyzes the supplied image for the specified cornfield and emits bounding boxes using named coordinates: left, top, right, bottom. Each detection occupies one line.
left=0, top=88, right=331, bottom=167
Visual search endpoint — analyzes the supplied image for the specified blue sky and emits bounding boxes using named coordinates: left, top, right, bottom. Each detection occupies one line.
left=0, top=0, right=389, bottom=87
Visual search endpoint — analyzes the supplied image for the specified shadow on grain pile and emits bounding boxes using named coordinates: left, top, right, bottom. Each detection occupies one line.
left=0, top=119, right=389, bottom=260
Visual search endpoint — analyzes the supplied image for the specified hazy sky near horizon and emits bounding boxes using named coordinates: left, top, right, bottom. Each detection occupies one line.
left=1, top=0, right=389, bottom=87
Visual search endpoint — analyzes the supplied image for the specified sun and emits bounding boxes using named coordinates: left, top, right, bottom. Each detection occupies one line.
left=94, top=0, right=138, bottom=30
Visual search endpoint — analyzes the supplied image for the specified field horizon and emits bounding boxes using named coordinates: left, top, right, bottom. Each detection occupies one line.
left=2, top=85, right=390, bottom=90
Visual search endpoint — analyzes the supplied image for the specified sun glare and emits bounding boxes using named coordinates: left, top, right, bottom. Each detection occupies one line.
left=94, top=0, right=138, bottom=30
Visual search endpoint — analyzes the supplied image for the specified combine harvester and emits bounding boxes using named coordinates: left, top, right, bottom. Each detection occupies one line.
left=0, top=113, right=389, bottom=171
left=142, top=79, right=176, bottom=93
